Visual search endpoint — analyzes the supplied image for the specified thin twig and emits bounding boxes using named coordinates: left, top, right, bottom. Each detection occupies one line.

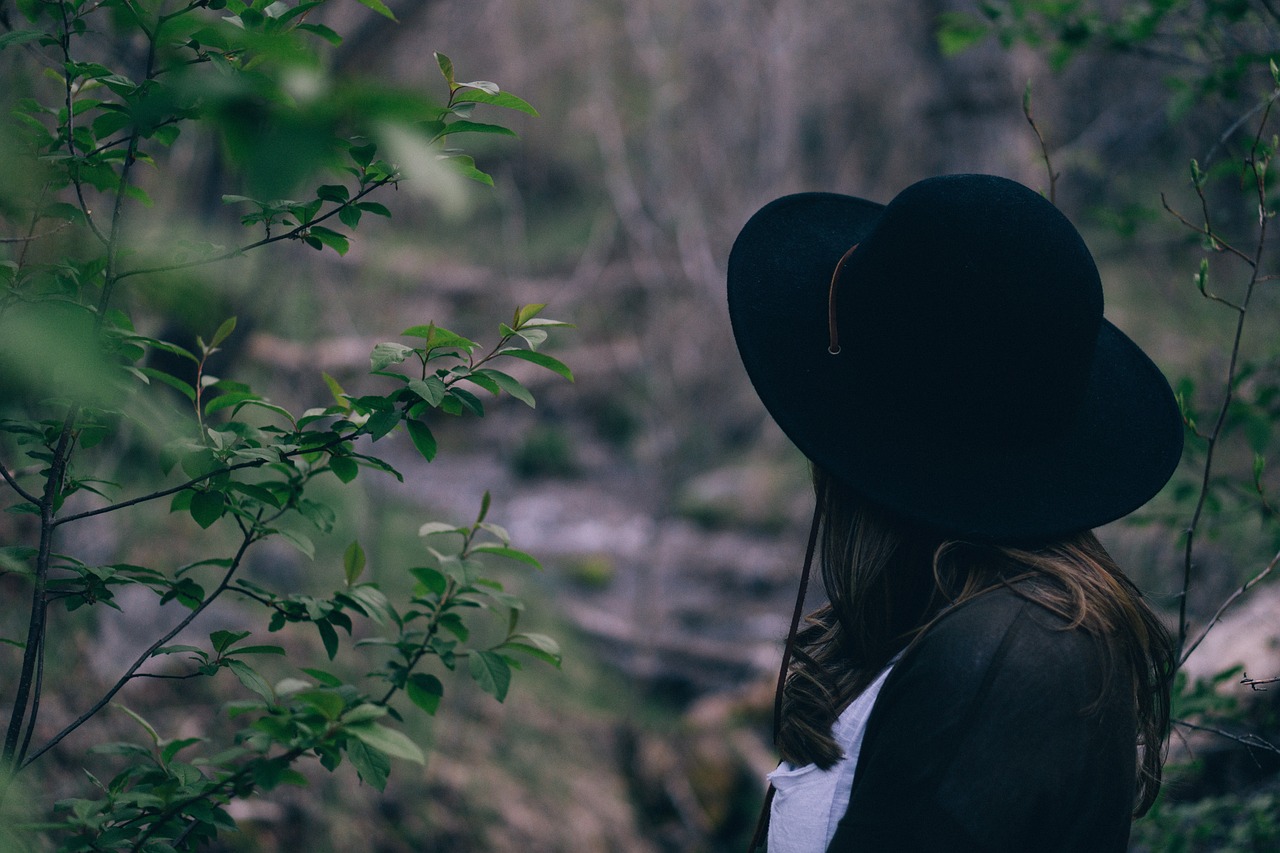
left=112, top=177, right=396, bottom=284
left=56, top=1, right=110, bottom=248
left=1174, top=719, right=1280, bottom=756
left=2, top=405, right=76, bottom=770
left=1241, top=671, right=1280, bottom=690
left=1022, top=80, right=1059, bottom=205
left=1177, top=93, right=1274, bottom=662
left=0, top=222, right=72, bottom=244
left=0, top=459, right=41, bottom=505
left=1181, top=546, right=1280, bottom=665
left=51, top=432, right=346, bottom=527
left=1202, top=88, right=1280, bottom=168
left=1161, top=192, right=1254, bottom=268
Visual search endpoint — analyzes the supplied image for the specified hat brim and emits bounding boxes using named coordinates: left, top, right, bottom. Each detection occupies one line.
left=727, top=192, right=1184, bottom=542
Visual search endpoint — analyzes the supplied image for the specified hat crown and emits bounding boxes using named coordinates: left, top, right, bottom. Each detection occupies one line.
left=725, top=173, right=1182, bottom=540
left=839, top=175, right=1102, bottom=446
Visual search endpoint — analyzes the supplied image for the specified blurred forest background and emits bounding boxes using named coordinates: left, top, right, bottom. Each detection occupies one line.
left=4, top=0, right=1280, bottom=850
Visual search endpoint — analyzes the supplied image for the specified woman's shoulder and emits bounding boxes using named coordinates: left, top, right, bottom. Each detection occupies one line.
left=886, top=582, right=1106, bottom=710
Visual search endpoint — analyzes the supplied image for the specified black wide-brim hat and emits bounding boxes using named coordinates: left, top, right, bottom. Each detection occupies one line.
left=727, top=174, right=1183, bottom=542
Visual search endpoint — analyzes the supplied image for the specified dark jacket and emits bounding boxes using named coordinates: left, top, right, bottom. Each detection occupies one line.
left=826, top=587, right=1137, bottom=852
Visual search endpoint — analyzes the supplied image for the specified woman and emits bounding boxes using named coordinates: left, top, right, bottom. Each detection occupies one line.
left=726, top=174, right=1182, bottom=852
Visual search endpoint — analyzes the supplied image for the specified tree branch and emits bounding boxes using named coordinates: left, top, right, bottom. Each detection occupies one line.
left=1174, top=718, right=1280, bottom=756
left=111, top=177, right=396, bottom=285
left=0, top=458, right=41, bottom=505
left=21, top=527, right=258, bottom=769
left=51, top=431, right=348, bottom=528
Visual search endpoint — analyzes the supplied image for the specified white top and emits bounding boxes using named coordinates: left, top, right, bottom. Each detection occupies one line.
left=765, top=665, right=894, bottom=853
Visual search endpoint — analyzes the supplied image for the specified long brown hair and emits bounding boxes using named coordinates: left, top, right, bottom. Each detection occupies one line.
left=778, top=468, right=1175, bottom=815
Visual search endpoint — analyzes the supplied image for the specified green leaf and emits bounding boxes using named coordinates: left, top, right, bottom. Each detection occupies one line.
left=349, top=142, right=377, bottom=168
left=409, top=566, right=447, bottom=595
left=476, top=369, right=535, bottom=407
left=500, top=349, right=574, bottom=382
left=114, top=704, right=161, bottom=746
left=402, top=325, right=477, bottom=354
left=342, top=703, right=388, bottom=724
left=417, top=522, right=461, bottom=537
left=160, top=737, right=203, bottom=766
left=464, top=371, right=501, bottom=395
left=407, top=673, right=444, bottom=715
left=229, top=482, right=282, bottom=508
left=298, top=22, right=343, bottom=45
left=316, top=184, right=350, bottom=203
left=301, top=667, right=343, bottom=687
left=342, top=585, right=393, bottom=624
left=0, top=30, right=47, bottom=51
left=435, top=52, right=456, bottom=89
left=936, top=12, right=990, bottom=56
left=452, top=89, right=539, bottom=117
left=274, top=677, right=314, bottom=696
left=365, top=410, right=400, bottom=440
left=435, top=120, right=517, bottom=140
left=297, top=688, right=345, bottom=720
left=330, top=454, right=358, bottom=483
left=136, top=366, right=197, bottom=402
left=406, top=420, right=438, bottom=462
left=322, top=372, right=349, bottom=408
left=232, top=645, right=286, bottom=656
left=471, top=545, right=541, bottom=570
left=515, top=303, right=545, bottom=326
left=211, top=316, right=237, bottom=348
left=316, top=619, right=339, bottom=659
left=355, top=0, right=398, bottom=21
left=448, top=387, right=485, bottom=417
left=346, top=722, right=425, bottom=764
left=204, top=390, right=262, bottom=417
left=308, top=226, right=350, bottom=256
left=441, top=153, right=494, bottom=186
left=407, top=377, right=447, bottom=406
left=346, top=738, right=390, bottom=790
left=468, top=650, right=511, bottom=702
left=344, top=540, right=366, bottom=586
left=190, top=490, right=225, bottom=529
left=370, top=342, right=414, bottom=372
left=211, top=629, right=251, bottom=654
left=502, top=632, right=562, bottom=667
left=225, top=659, right=274, bottom=704
left=277, top=528, right=316, bottom=560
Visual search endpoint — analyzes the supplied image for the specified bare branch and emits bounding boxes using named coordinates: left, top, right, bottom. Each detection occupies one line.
left=1022, top=81, right=1059, bottom=205
left=1174, top=719, right=1280, bottom=756
left=1181, top=546, right=1280, bottom=665
left=1177, top=95, right=1275, bottom=661
left=1242, top=671, right=1280, bottom=690
left=1160, top=192, right=1253, bottom=269
left=0, top=222, right=72, bottom=244
left=0, top=458, right=41, bottom=506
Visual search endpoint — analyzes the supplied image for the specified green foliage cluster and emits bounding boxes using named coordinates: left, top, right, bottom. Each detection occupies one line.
left=1132, top=787, right=1280, bottom=852
left=0, top=1, right=569, bottom=850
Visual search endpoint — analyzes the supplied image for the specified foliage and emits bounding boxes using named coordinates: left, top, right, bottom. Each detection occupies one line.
left=0, top=1, right=568, bottom=850
left=939, top=0, right=1279, bottom=96
left=1131, top=786, right=1280, bottom=852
